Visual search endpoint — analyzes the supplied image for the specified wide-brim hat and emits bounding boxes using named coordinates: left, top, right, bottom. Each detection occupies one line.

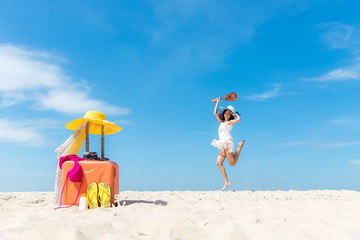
left=65, top=110, right=122, bottom=135
left=220, top=105, right=236, bottom=116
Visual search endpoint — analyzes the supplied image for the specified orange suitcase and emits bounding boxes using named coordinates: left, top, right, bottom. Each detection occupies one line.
left=61, top=160, right=119, bottom=206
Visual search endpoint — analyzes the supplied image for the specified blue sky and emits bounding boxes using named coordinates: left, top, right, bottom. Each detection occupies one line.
left=0, top=0, right=359, bottom=191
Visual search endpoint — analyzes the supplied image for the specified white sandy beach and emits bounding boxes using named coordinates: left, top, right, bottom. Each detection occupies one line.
left=0, top=190, right=359, bottom=240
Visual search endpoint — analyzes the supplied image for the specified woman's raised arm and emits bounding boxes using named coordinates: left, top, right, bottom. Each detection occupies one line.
left=213, top=97, right=222, bottom=123
left=229, top=113, right=240, bottom=125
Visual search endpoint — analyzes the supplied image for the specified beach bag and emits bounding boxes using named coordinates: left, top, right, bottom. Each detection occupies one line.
left=54, top=155, right=85, bottom=210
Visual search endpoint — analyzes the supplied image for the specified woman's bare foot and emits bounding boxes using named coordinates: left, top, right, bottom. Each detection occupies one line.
left=221, top=182, right=231, bottom=190
left=238, top=140, right=246, bottom=152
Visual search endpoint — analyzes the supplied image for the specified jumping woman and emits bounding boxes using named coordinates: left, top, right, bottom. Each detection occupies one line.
left=211, top=97, right=246, bottom=190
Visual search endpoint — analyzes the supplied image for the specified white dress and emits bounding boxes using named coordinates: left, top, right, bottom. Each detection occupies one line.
left=211, top=122, right=235, bottom=153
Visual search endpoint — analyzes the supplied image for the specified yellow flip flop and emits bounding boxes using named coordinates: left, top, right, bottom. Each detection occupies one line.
left=87, top=182, right=99, bottom=209
left=98, top=182, right=111, bottom=208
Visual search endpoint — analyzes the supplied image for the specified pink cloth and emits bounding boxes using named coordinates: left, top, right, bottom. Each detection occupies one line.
left=59, top=154, right=85, bottom=169
left=54, top=155, right=86, bottom=210
left=59, top=154, right=86, bottom=182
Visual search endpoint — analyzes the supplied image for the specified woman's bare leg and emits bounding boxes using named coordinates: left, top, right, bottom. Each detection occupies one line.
left=233, top=140, right=246, bottom=165
left=216, top=149, right=231, bottom=190
left=226, top=140, right=246, bottom=166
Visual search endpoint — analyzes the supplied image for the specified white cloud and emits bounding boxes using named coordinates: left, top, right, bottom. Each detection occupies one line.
left=275, top=139, right=360, bottom=148
left=301, top=63, right=360, bottom=82
left=20, top=118, right=63, bottom=129
left=316, top=141, right=360, bottom=148
left=0, top=118, right=44, bottom=146
left=0, top=117, right=66, bottom=146
left=0, top=44, right=130, bottom=115
left=273, top=140, right=319, bottom=147
left=350, top=159, right=360, bottom=165
left=245, top=84, right=282, bottom=101
left=318, top=22, right=360, bottom=52
left=326, top=118, right=360, bottom=131
left=36, top=89, right=130, bottom=115
left=0, top=44, right=64, bottom=91
left=327, top=118, right=352, bottom=124
left=302, top=23, right=360, bottom=83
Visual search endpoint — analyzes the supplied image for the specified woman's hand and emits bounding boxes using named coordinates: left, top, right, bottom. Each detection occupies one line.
left=216, top=97, right=221, bottom=102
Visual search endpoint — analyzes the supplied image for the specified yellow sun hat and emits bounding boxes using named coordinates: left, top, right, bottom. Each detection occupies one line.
left=65, top=110, right=122, bottom=135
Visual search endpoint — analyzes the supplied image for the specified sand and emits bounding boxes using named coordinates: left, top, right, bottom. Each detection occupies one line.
left=0, top=190, right=359, bottom=240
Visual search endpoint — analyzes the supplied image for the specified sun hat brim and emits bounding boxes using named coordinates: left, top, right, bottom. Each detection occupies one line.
left=220, top=107, right=236, bottom=116
left=65, top=118, right=122, bottom=135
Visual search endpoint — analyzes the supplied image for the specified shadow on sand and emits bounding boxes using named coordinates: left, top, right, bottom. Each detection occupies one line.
left=118, top=200, right=167, bottom=206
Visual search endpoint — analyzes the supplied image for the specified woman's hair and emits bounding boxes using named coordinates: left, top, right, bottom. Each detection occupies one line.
left=218, top=109, right=234, bottom=121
